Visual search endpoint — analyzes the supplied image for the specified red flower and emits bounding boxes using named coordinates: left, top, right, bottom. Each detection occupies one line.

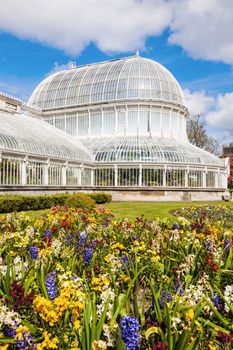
left=51, top=225, right=57, bottom=232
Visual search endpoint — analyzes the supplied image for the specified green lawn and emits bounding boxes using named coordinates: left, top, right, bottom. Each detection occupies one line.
left=1, top=201, right=233, bottom=222
left=103, top=201, right=233, bottom=222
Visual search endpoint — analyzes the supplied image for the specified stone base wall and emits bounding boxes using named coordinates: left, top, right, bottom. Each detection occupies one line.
left=0, top=186, right=228, bottom=202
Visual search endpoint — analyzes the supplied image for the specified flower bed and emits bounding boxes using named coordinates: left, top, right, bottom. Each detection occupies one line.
left=0, top=205, right=232, bottom=349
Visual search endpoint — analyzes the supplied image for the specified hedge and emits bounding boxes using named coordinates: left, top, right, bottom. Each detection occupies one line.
left=0, top=192, right=112, bottom=213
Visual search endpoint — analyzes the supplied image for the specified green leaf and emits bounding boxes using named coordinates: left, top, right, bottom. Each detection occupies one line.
left=164, top=302, right=173, bottom=350
left=145, top=327, right=164, bottom=341
left=96, top=295, right=110, bottom=340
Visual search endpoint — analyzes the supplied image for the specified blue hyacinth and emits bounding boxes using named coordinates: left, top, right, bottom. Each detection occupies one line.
left=204, top=241, right=213, bottom=252
left=160, top=290, right=172, bottom=308
left=45, top=272, right=57, bottom=300
left=224, top=239, right=231, bottom=253
left=16, top=329, right=36, bottom=349
left=213, top=292, right=222, bottom=310
left=78, top=232, right=87, bottom=246
left=45, top=229, right=51, bottom=238
left=174, top=281, right=184, bottom=296
left=83, top=247, right=93, bottom=265
left=171, top=223, right=179, bottom=230
left=66, top=234, right=72, bottom=246
left=120, top=315, right=140, bottom=350
left=4, top=327, right=16, bottom=338
left=29, top=246, right=38, bottom=260
left=120, top=255, right=129, bottom=268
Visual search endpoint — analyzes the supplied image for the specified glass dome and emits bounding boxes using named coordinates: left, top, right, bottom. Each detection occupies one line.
left=81, top=136, right=223, bottom=166
left=29, top=56, right=185, bottom=110
left=0, top=111, right=93, bottom=162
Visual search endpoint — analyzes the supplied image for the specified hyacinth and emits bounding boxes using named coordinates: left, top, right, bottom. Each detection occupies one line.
left=120, top=255, right=129, bottom=268
left=66, top=234, right=72, bottom=246
left=83, top=247, right=93, bottom=265
left=45, top=229, right=51, bottom=238
left=204, top=241, right=213, bottom=252
left=15, top=327, right=36, bottom=350
left=78, top=232, right=87, bottom=246
left=224, top=239, right=231, bottom=253
left=120, top=315, right=140, bottom=350
left=160, top=290, right=172, bottom=308
left=174, top=281, right=184, bottom=295
left=4, top=327, right=16, bottom=338
left=29, top=246, right=38, bottom=260
left=213, top=292, right=222, bottom=310
left=45, top=272, right=57, bottom=300
left=171, top=223, right=179, bottom=230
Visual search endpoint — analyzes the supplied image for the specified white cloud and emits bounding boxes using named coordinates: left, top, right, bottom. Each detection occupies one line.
left=183, top=88, right=233, bottom=138
left=0, top=0, right=172, bottom=55
left=169, top=0, right=233, bottom=65
left=183, top=88, right=214, bottom=116
left=206, top=93, right=233, bottom=130
left=0, top=0, right=233, bottom=66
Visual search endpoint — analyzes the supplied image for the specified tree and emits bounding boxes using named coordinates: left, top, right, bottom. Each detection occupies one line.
left=187, top=114, right=221, bottom=155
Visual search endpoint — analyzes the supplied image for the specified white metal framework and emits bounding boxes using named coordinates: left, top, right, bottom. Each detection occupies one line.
left=0, top=111, right=93, bottom=187
left=0, top=56, right=227, bottom=191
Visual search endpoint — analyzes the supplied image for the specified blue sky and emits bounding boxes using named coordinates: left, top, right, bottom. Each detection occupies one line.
left=0, top=0, right=233, bottom=143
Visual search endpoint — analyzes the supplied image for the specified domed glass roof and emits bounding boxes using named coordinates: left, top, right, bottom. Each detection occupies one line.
left=0, top=112, right=93, bottom=162
left=81, top=136, right=223, bottom=166
left=29, top=56, right=185, bottom=110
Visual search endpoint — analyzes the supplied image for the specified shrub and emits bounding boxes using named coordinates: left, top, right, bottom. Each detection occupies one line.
left=65, top=193, right=95, bottom=210
left=89, top=192, right=112, bottom=204
left=0, top=193, right=71, bottom=213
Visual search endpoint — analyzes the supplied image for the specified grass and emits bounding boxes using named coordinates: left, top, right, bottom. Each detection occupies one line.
left=0, top=201, right=233, bottom=222
left=103, top=201, right=233, bottom=222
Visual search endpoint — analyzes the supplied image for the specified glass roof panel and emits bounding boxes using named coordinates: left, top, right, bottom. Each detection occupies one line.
left=0, top=112, right=93, bottom=162
left=80, top=136, right=224, bottom=167
left=29, top=56, right=185, bottom=109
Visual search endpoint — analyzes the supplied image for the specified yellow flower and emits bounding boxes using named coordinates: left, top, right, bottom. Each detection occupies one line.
left=151, top=255, right=160, bottom=263
left=74, top=319, right=81, bottom=330
left=63, top=335, right=69, bottom=343
left=15, top=326, right=30, bottom=340
left=119, top=274, right=130, bottom=283
left=54, top=294, right=69, bottom=317
left=72, top=300, right=84, bottom=319
left=111, top=242, right=125, bottom=250
left=37, top=331, right=59, bottom=349
left=208, top=341, right=217, bottom=350
left=0, top=345, right=9, bottom=350
left=71, top=340, right=79, bottom=348
left=186, top=309, right=194, bottom=320
left=33, top=296, right=58, bottom=326
left=92, top=340, right=107, bottom=350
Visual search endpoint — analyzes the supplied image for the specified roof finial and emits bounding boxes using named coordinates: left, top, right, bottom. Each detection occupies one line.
left=136, top=50, right=140, bottom=56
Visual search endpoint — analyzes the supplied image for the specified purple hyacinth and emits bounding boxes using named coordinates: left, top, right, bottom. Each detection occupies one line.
left=29, top=246, right=38, bottom=260
left=77, top=232, right=87, bottom=247
left=45, top=272, right=57, bottom=300
left=45, top=229, right=51, bottom=238
left=16, top=329, right=36, bottom=349
left=213, top=292, right=222, bottom=310
left=120, top=255, right=129, bottom=268
left=171, top=223, right=179, bottom=230
left=66, top=234, right=72, bottom=246
left=120, top=315, right=140, bottom=350
left=224, top=239, right=231, bottom=253
left=4, top=327, right=16, bottom=338
left=174, top=281, right=184, bottom=296
left=160, top=290, right=172, bottom=308
left=83, top=247, right=93, bottom=265
left=204, top=241, right=213, bottom=252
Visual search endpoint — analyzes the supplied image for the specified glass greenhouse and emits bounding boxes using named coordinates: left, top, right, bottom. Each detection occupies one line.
left=0, top=109, right=93, bottom=187
left=0, top=55, right=228, bottom=197
left=28, top=55, right=227, bottom=193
